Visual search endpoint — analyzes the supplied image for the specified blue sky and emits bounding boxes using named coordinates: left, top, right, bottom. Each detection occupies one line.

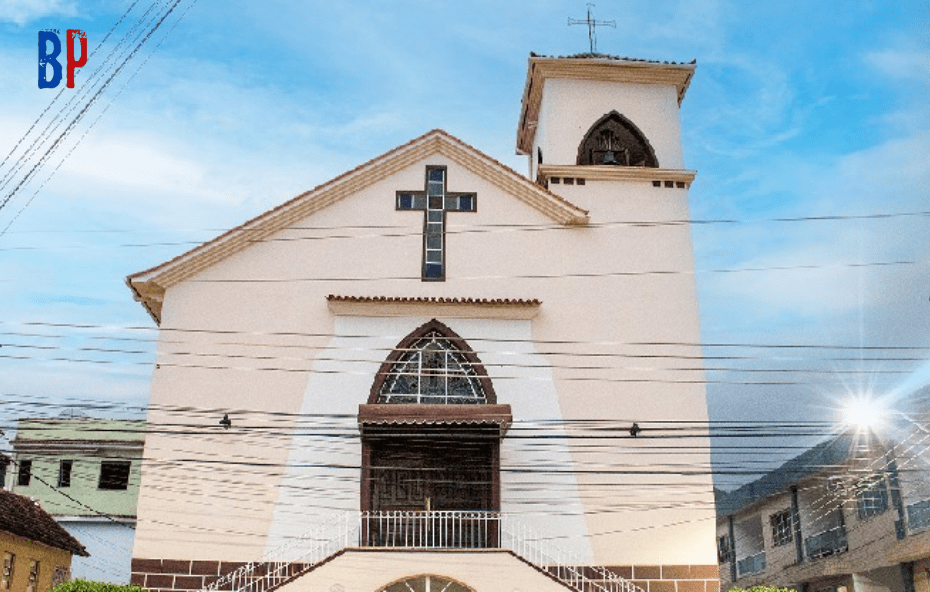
left=0, top=0, right=928, bottom=489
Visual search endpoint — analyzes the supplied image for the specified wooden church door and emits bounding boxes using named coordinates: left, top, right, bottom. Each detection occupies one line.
left=368, top=437, right=495, bottom=514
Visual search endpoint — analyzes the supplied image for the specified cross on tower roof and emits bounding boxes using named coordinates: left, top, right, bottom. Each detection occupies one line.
left=568, top=3, right=616, bottom=54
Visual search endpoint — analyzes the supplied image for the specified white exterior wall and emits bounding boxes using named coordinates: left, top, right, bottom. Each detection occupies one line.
left=133, top=148, right=715, bottom=566
left=284, top=550, right=576, bottom=591
left=61, top=520, right=135, bottom=583
left=133, top=52, right=718, bottom=571
left=534, top=78, right=685, bottom=168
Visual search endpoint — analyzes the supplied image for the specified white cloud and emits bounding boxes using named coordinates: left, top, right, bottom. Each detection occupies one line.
left=0, top=0, right=76, bottom=25
left=864, top=47, right=930, bottom=83
left=710, top=243, right=904, bottom=318
left=62, top=133, right=209, bottom=195
left=696, top=123, right=930, bottom=324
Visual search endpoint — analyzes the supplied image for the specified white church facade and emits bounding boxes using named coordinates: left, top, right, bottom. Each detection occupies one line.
left=126, top=53, right=718, bottom=592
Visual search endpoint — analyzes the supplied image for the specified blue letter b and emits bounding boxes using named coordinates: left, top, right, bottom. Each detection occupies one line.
left=38, top=31, right=62, bottom=89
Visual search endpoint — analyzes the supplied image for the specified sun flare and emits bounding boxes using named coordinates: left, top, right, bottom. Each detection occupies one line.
left=843, top=395, right=886, bottom=430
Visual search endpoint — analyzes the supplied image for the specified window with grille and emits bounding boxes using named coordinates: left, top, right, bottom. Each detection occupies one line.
left=770, top=509, right=793, bottom=546
left=25, top=561, right=38, bottom=592
left=58, top=460, right=73, bottom=488
left=98, top=461, right=131, bottom=490
left=377, top=330, right=487, bottom=405
left=717, top=534, right=732, bottom=563
left=856, top=475, right=888, bottom=519
left=16, top=460, right=31, bottom=487
left=51, top=567, right=70, bottom=588
left=1, top=553, right=14, bottom=590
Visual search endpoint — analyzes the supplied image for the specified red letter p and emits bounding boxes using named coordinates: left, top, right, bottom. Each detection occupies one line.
left=66, top=29, right=87, bottom=88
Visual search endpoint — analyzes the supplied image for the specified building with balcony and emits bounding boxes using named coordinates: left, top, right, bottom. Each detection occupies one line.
left=123, top=51, right=720, bottom=592
left=716, top=418, right=930, bottom=592
left=8, top=418, right=144, bottom=584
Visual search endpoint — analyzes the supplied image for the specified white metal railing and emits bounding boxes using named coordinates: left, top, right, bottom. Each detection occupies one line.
left=204, top=513, right=359, bottom=592
left=203, top=511, right=642, bottom=592
left=907, top=499, right=930, bottom=531
left=360, top=510, right=496, bottom=549
left=499, top=515, right=640, bottom=592
left=805, top=525, right=848, bottom=559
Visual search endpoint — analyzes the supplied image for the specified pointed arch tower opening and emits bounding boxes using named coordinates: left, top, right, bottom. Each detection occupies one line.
left=576, top=110, right=659, bottom=167
left=358, top=319, right=511, bottom=548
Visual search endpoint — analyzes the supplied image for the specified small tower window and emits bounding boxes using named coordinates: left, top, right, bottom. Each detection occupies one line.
left=577, top=111, right=658, bottom=167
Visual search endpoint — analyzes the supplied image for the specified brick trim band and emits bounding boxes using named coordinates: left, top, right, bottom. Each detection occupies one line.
left=132, top=557, right=719, bottom=592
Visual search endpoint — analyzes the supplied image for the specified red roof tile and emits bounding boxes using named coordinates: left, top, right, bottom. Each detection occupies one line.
left=0, top=489, right=90, bottom=556
left=327, top=295, right=540, bottom=306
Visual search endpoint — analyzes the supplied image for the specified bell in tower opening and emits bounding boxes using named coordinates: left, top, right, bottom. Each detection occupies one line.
left=576, top=111, right=658, bottom=167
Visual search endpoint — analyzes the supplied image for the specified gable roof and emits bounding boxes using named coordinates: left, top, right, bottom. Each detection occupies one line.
left=127, top=129, right=589, bottom=324
left=0, top=489, right=90, bottom=556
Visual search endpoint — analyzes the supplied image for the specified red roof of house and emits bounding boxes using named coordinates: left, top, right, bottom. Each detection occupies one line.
left=0, top=489, right=90, bottom=556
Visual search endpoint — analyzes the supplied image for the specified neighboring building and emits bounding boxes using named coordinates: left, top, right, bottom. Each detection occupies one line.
left=9, top=418, right=145, bottom=584
left=716, top=423, right=930, bottom=592
left=0, top=488, right=89, bottom=592
left=125, top=52, right=719, bottom=592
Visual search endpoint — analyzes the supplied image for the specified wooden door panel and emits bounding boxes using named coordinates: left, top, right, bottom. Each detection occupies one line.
left=369, top=438, right=494, bottom=513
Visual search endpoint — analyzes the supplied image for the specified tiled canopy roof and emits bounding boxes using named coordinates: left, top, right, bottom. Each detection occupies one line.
left=358, top=404, right=513, bottom=436
left=327, top=295, right=540, bottom=306
left=0, top=489, right=90, bottom=556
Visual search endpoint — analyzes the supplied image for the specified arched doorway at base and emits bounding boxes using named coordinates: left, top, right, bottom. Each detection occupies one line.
left=377, top=574, right=476, bottom=592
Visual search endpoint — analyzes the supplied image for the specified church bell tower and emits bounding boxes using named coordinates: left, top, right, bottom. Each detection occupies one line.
left=513, top=53, right=716, bottom=568
left=516, top=53, right=697, bottom=209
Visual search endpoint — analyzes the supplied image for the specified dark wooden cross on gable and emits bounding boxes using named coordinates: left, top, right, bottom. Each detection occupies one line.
left=396, top=165, right=477, bottom=281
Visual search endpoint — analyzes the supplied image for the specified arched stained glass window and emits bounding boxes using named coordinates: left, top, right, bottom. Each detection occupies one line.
left=378, top=330, right=486, bottom=404
left=378, top=575, right=475, bottom=592
left=370, top=319, right=495, bottom=405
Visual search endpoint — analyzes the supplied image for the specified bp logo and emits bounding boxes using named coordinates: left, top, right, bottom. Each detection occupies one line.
left=38, top=29, right=87, bottom=89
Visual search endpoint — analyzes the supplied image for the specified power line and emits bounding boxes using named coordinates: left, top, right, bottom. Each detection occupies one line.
left=4, top=319, right=928, bottom=351
left=0, top=0, right=195, bottom=235
left=1, top=208, right=927, bottom=250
